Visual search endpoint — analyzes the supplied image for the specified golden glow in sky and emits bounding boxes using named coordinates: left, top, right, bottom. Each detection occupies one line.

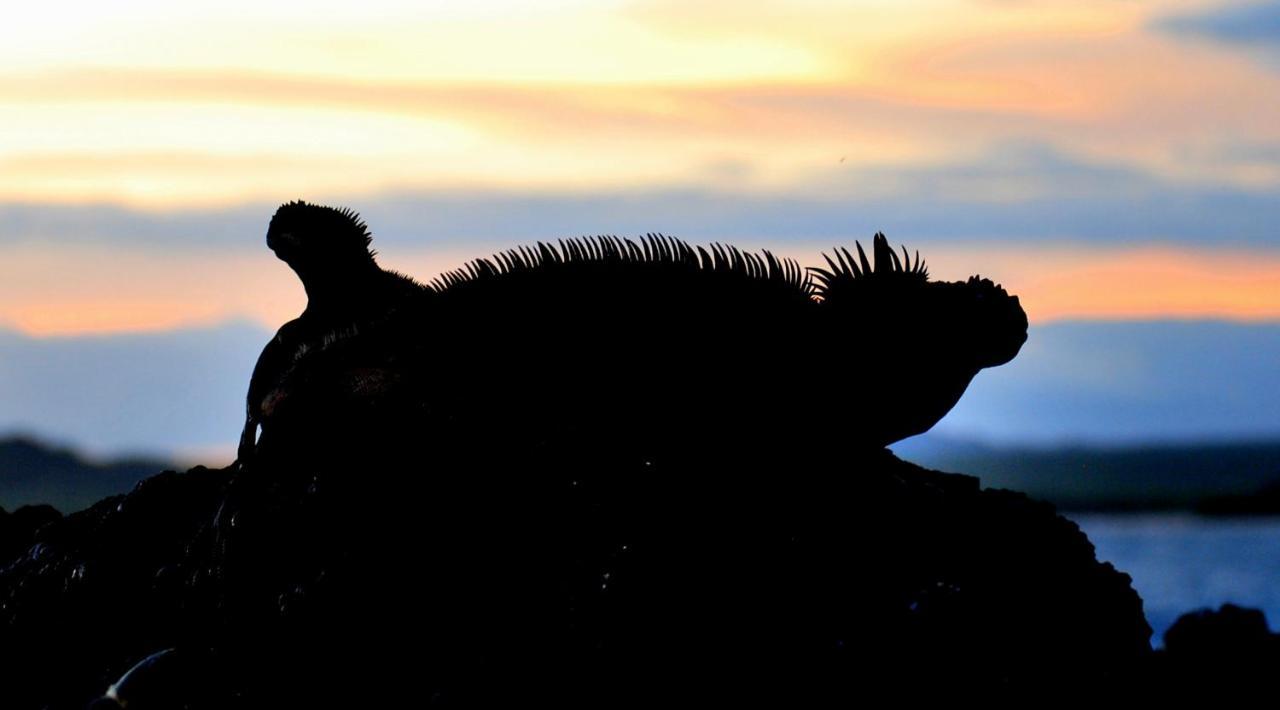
left=3, top=242, right=1278, bottom=337
left=5, top=0, right=1279, bottom=204
left=2, top=0, right=1279, bottom=333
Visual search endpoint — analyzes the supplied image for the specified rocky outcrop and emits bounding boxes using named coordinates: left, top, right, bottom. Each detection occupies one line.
left=1142, top=604, right=1280, bottom=699
left=0, top=503, right=61, bottom=561
left=0, top=445, right=1151, bottom=708
left=0, top=207, right=1140, bottom=706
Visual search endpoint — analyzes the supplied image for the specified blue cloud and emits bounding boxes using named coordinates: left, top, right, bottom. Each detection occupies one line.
left=0, top=321, right=268, bottom=457
left=923, top=320, right=1280, bottom=446
left=1, top=201, right=265, bottom=250
left=2, top=142, right=1278, bottom=251
left=1156, top=2, right=1280, bottom=48
left=1, top=319, right=1277, bottom=458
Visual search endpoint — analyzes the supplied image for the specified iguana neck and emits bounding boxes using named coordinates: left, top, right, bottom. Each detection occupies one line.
left=295, top=260, right=383, bottom=316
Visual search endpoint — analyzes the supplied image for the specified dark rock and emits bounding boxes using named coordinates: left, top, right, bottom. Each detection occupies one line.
left=1164, top=604, right=1275, bottom=656
left=0, top=445, right=1150, bottom=707
left=1144, top=604, right=1280, bottom=700
left=0, top=503, right=62, bottom=561
left=0, top=211, right=1151, bottom=705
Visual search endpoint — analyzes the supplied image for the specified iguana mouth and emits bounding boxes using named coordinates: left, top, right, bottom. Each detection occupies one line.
left=267, top=230, right=301, bottom=256
left=994, top=296, right=1029, bottom=366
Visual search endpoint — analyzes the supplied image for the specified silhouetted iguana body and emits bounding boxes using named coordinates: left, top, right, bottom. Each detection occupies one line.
left=246, top=203, right=1027, bottom=468
left=237, top=201, right=429, bottom=466
left=428, top=233, right=1026, bottom=452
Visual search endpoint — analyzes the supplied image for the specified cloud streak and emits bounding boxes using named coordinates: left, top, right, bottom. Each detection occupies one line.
left=1156, top=1, right=1280, bottom=48
left=5, top=142, right=1278, bottom=249
left=3, top=319, right=1277, bottom=458
left=5, top=196, right=1280, bottom=336
left=6, top=25, right=1280, bottom=205
left=0, top=321, right=267, bottom=457
left=930, top=319, right=1280, bottom=445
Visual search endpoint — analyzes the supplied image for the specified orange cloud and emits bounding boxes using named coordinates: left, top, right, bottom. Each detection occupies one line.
left=922, top=244, right=1280, bottom=323
left=3, top=1, right=1280, bottom=207
left=1026, top=249, right=1280, bottom=323
left=5, top=241, right=1277, bottom=338
left=0, top=244, right=304, bottom=336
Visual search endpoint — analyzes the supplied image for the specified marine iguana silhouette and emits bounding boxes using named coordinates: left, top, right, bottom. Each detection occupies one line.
left=242, top=203, right=1027, bottom=467
left=236, top=201, right=429, bottom=466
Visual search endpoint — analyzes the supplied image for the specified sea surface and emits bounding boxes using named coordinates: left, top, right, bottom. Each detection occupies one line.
left=1070, top=513, right=1280, bottom=647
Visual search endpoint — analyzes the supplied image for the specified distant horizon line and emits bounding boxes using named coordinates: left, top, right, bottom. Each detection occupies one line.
left=7, top=427, right=1280, bottom=471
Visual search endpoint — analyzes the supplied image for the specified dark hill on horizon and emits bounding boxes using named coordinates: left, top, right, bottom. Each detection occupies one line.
left=6, top=432, right=1280, bottom=515
left=895, top=436, right=1280, bottom=512
left=0, top=436, right=174, bottom=513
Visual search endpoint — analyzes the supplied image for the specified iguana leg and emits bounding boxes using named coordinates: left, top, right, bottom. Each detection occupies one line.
left=237, top=318, right=305, bottom=470
left=236, top=414, right=259, bottom=469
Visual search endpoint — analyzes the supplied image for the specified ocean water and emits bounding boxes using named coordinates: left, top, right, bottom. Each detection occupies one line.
left=1070, top=513, right=1280, bottom=647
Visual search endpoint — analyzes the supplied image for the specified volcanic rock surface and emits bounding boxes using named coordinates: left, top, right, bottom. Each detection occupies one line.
left=0, top=441, right=1152, bottom=707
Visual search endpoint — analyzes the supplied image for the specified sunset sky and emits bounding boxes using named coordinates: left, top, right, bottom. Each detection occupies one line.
left=2, top=0, right=1278, bottom=457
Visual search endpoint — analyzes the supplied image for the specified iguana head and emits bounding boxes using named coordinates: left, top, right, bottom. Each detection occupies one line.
left=266, top=201, right=378, bottom=284
left=810, top=233, right=1028, bottom=372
